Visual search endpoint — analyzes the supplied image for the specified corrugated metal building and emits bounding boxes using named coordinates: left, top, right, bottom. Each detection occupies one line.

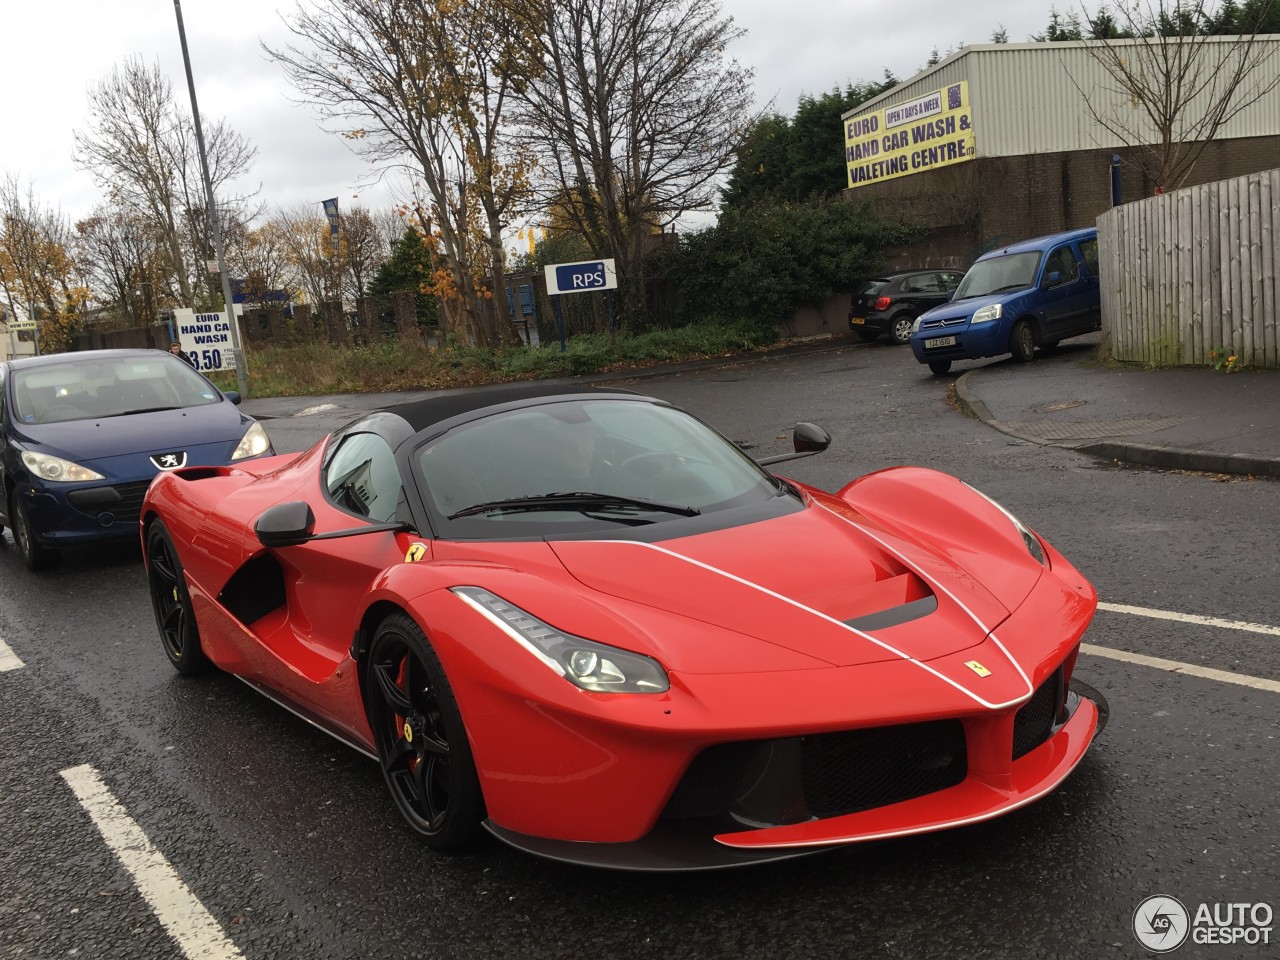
left=840, top=37, right=1280, bottom=269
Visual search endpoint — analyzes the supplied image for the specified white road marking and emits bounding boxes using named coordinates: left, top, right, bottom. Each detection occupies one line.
left=60, top=765, right=244, bottom=960
left=1098, top=601, right=1280, bottom=637
left=0, top=635, right=24, bottom=672
left=1081, top=644, right=1280, bottom=694
left=294, top=403, right=339, bottom=417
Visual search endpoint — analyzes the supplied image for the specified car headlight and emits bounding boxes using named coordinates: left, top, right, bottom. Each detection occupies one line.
left=971, top=303, right=1003, bottom=324
left=910, top=316, right=923, bottom=334
left=964, top=483, right=1047, bottom=566
left=20, top=451, right=105, bottom=483
left=231, top=421, right=272, bottom=461
left=452, top=586, right=670, bottom=693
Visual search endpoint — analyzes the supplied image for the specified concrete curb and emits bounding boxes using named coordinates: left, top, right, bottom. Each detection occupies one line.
left=955, top=370, right=1280, bottom=479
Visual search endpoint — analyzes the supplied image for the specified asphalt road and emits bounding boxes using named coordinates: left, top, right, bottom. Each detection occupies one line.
left=2, top=340, right=1277, bottom=960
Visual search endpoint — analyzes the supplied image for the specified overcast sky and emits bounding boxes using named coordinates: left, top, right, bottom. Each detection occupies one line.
left=0, top=1, right=1057, bottom=225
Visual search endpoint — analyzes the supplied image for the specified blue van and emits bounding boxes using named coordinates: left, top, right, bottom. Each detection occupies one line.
left=909, top=227, right=1101, bottom=375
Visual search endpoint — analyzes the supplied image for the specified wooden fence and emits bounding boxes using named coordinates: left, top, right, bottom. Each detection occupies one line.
left=1098, top=167, right=1280, bottom=368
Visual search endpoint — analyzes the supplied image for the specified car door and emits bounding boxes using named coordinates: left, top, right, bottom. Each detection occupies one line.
left=250, top=430, right=417, bottom=713
left=1036, top=243, right=1092, bottom=340
left=0, top=364, right=9, bottom=529
left=901, top=272, right=955, bottom=315
left=1077, top=236, right=1102, bottom=332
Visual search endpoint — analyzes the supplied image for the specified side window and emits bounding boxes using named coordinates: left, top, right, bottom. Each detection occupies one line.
left=324, top=433, right=402, bottom=523
left=1045, top=245, right=1080, bottom=285
left=940, top=272, right=963, bottom=289
left=904, top=274, right=942, bottom=293
left=1080, top=239, right=1099, bottom=276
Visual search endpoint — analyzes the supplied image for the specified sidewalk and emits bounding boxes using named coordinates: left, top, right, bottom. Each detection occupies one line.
left=953, top=340, right=1280, bottom=479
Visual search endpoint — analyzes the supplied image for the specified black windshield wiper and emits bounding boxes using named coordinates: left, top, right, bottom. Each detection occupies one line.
left=448, top=491, right=700, bottom=520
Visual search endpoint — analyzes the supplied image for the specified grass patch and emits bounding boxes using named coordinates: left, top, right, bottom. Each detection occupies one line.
left=211, top=321, right=795, bottom=398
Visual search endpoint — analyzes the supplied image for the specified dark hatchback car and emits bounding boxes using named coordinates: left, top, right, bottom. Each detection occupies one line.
left=0, top=349, right=273, bottom=570
left=848, top=270, right=965, bottom=344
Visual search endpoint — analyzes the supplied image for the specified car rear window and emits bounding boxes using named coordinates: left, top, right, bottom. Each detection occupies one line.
left=854, top=280, right=888, bottom=296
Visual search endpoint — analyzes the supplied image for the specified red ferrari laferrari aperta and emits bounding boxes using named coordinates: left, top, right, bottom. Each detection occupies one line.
left=141, top=384, right=1107, bottom=870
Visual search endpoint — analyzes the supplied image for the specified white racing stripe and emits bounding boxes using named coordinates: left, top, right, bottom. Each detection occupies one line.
left=60, top=765, right=244, bottom=960
left=1098, top=601, right=1280, bottom=638
left=0, top=635, right=23, bottom=672
left=1080, top=644, right=1280, bottom=693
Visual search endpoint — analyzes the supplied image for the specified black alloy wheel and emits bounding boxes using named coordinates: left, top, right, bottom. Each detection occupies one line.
left=146, top=520, right=210, bottom=675
left=1010, top=319, right=1037, bottom=363
left=365, top=613, right=484, bottom=850
left=10, top=494, right=58, bottom=571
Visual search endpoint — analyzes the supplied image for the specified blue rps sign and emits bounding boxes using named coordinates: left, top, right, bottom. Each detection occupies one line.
left=544, top=258, right=618, bottom=295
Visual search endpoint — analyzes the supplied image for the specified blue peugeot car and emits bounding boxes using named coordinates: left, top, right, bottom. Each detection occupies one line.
left=909, top=227, right=1101, bottom=375
left=0, top=349, right=273, bottom=570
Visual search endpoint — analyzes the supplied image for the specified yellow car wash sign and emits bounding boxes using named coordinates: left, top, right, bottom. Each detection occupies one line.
left=844, top=81, right=975, bottom=189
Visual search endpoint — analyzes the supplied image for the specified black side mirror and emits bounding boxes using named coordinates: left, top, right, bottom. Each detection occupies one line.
left=224, top=391, right=242, bottom=405
left=255, top=501, right=316, bottom=548
left=793, top=422, right=831, bottom=454
left=757, top=422, right=832, bottom=466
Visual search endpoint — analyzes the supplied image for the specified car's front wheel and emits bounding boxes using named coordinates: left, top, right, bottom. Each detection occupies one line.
left=10, top=494, right=58, bottom=571
left=1010, top=319, right=1037, bottom=362
left=365, top=613, right=484, bottom=850
left=890, top=314, right=916, bottom=344
left=146, top=520, right=210, bottom=675
left=927, top=358, right=952, bottom=376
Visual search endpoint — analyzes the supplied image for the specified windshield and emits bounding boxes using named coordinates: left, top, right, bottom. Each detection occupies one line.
left=12, top=354, right=223, bottom=425
left=953, top=251, right=1043, bottom=300
left=415, top=398, right=782, bottom=536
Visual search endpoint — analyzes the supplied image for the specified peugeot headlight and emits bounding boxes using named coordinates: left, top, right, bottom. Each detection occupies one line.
left=21, top=452, right=104, bottom=483
left=965, top=483, right=1047, bottom=566
left=231, top=421, right=271, bottom=461
left=452, top=586, right=670, bottom=693
left=971, top=303, right=1003, bottom=324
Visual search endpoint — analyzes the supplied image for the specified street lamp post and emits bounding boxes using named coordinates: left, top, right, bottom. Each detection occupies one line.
left=172, top=0, right=249, bottom=398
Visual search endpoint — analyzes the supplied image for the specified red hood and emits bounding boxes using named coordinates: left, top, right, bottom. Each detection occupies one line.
left=548, top=505, right=1013, bottom=667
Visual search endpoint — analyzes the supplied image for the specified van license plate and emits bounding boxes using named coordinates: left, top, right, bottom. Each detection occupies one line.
left=925, top=336, right=956, bottom=349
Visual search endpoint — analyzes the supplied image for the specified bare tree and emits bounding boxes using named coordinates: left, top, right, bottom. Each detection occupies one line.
left=73, top=57, right=257, bottom=309
left=74, top=205, right=170, bottom=326
left=1073, top=1, right=1280, bottom=191
left=268, top=0, right=535, bottom=347
left=0, top=175, right=85, bottom=350
left=516, top=0, right=756, bottom=327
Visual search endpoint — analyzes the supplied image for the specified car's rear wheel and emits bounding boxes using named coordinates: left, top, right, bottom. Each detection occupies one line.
left=854, top=328, right=879, bottom=343
left=927, top=358, right=952, bottom=376
left=1010, top=319, right=1037, bottom=362
left=146, top=520, right=210, bottom=675
left=365, top=613, right=484, bottom=850
left=10, top=494, right=59, bottom=571
left=890, top=314, right=915, bottom=344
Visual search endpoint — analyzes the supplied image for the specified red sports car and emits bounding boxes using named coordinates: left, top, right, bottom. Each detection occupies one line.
left=141, top=384, right=1106, bottom=870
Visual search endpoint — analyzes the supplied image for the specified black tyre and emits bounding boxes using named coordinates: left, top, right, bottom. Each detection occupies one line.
left=10, top=494, right=59, bottom=571
left=365, top=613, right=484, bottom=850
left=1010, top=319, right=1037, bottom=363
left=854, top=328, right=880, bottom=343
left=927, top=358, right=952, bottom=376
left=890, top=314, right=915, bottom=344
left=146, top=519, right=211, bottom=675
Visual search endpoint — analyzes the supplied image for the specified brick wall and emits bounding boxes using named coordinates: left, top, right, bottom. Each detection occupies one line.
left=852, top=134, right=1280, bottom=269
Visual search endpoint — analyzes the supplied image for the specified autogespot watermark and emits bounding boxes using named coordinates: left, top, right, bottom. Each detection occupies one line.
left=1133, top=896, right=1273, bottom=952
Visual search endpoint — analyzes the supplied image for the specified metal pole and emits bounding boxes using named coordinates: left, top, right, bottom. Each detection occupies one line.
left=172, top=0, right=249, bottom=398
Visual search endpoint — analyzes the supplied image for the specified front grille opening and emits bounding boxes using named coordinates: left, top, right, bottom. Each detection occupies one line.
left=659, top=719, right=968, bottom=829
left=802, top=720, right=967, bottom=818
left=67, top=479, right=152, bottom=524
left=1013, top=667, right=1065, bottom=760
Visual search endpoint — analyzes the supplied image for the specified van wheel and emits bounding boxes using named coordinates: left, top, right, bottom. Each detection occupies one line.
left=1010, top=319, right=1037, bottom=363
left=927, top=358, right=952, bottom=376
